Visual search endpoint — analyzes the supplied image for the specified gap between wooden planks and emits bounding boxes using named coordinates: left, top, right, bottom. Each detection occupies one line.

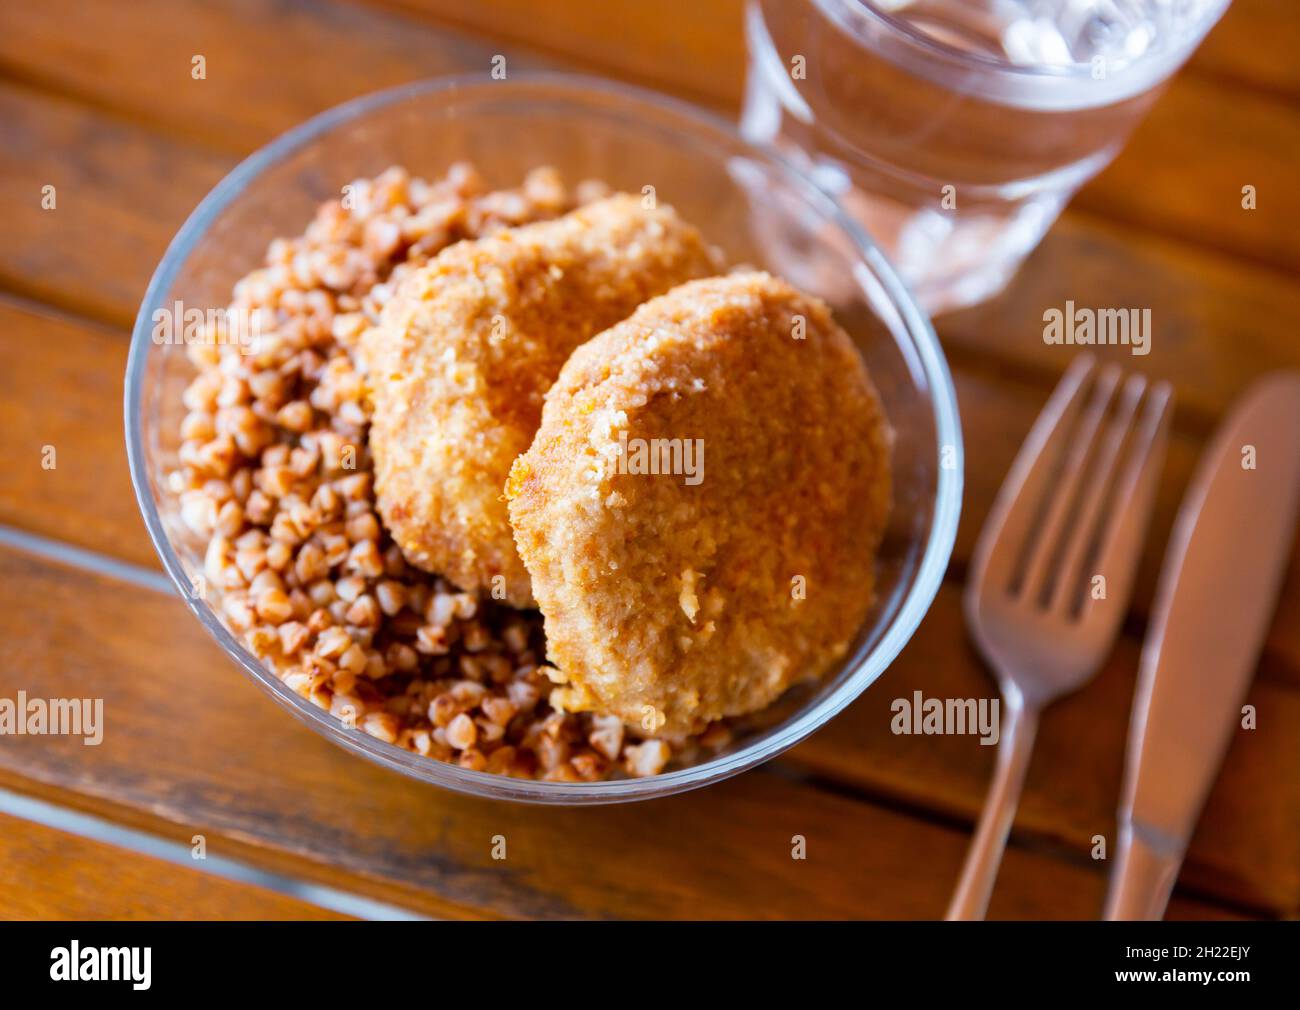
left=0, top=542, right=1248, bottom=920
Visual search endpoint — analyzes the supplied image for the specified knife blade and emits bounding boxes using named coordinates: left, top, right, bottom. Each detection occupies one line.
left=1105, top=372, right=1300, bottom=920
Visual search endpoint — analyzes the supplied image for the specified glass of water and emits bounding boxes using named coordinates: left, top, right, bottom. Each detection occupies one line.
left=741, top=0, right=1232, bottom=314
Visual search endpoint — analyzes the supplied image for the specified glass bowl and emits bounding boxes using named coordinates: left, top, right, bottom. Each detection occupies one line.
left=126, top=73, right=962, bottom=804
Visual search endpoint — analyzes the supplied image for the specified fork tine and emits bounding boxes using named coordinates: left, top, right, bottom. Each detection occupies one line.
left=1048, top=371, right=1147, bottom=614
left=1015, top=362, right=1122, bottom=602
left=967, top=354, right=1096, bottom=603
left=1076, top=380, right=1173, bottom=627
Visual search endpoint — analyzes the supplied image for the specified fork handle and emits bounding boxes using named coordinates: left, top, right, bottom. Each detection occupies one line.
left=945, top=702, right=1040, bottom=921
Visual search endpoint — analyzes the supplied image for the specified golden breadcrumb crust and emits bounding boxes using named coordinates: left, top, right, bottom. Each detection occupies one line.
left=363, top=195, right=720, bottom=606
left=507, top=272, right=892, bottom=734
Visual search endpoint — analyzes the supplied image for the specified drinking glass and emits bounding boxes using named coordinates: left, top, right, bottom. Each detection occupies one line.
left=741, top=0, right=1232, bottom=314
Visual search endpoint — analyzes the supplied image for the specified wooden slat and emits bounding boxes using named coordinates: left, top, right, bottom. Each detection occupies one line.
left=379, top=0, right=1300, bottom=272
left=378, top=0, right=1300, bottom=102
left=0, top=544, right=1238, bottom=920
left=1, top=34, right=1298, bottom=432
left=0, top=0, right=507, bottom=152
left=0, top=300, right=157, bottom=568
left=5, top=295, right=1291, bottom=913
left=378, top=0, right=747, bottom=108
left=1, top=0, right=1297, bottom=278
left=1191, top=0, right=1300, bottom=99
left=1072, top=76, right=1300, bottom=275
left=941, top=213, right=1300, bottom=427
left=11, top=291, right=1297, bottom=687
left=789, top=583, right=1300, bottom=915
left=0, top=79, right=1295, bottom=449
left=0, top=813, right=347, bottom=919
left=0, top=69, right=1294, bottom=428
left=0, top=84, right=229, bottom=327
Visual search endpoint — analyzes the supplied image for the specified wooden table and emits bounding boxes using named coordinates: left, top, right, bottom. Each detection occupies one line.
left=0, top=0, right=1296, bottom=920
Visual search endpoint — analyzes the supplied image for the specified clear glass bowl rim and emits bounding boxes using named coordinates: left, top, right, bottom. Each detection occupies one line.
left=124, top=71, right=963, bottom=805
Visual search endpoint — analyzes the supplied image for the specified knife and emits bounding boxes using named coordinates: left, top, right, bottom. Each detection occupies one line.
left=1105, top=372, right=1300, bottom=920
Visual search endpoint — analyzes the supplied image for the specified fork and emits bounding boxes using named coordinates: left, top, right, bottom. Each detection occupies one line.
left=945, top=354, right=1173, bottom=920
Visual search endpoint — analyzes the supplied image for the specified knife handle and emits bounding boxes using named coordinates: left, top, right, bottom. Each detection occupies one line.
left=1104, top=822, right=1183, bottom=920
